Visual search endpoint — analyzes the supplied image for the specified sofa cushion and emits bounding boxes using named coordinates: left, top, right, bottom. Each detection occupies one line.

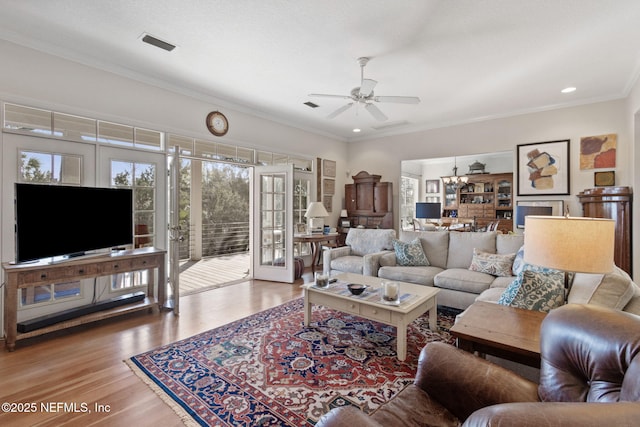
left=379, top=251, right=397, bottom=267
left=345, top=228, right=395, bottom=256
left=330, top=255, right=365, bottom=274
left=399, top=230, right=449, bottom=269
left=469, top=248, right=516, bottom=277
left=496, top=233, right=525, bottom=254
left=434, top=268, right=495, bottom=294
left=446, top=232, right=497, bottom=269
left=475, top=287, right=505, bottom=303
left=568, top=266, right=635, bottom=310
left=498, top=268, right=565, bottom=312
left=378, top=265, right=444, bottom=286
left=490, top=275, right=517, bottom=288
left=393, top=238, right=430, bottom=266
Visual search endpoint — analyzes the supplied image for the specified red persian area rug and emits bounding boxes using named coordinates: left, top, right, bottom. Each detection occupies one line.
left=126, top=298, right=460, bottom=426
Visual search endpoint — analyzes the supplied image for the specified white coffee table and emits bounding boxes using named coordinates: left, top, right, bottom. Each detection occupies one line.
left=302, top=272, right=439, bottom=361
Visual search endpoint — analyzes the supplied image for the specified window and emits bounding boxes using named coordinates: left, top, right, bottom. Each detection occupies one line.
left=110, top=160, right=156, bottom=290
left=400, top=176, right=419, bottom=230
left=19, top=150, right=82, bottom=185
left=17, top=149, right=83, bottom=306
left=293, top=178, right=311, bottom=256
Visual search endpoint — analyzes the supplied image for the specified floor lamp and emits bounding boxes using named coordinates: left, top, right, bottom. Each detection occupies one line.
left=523, top=215, right=615, bottom=291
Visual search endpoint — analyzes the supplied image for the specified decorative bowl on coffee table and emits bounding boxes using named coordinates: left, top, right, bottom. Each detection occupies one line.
left=347, top=283, right=367, bottom=295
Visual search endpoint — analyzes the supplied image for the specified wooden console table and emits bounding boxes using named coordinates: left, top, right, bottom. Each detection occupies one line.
left=3, top=247, right=166, bottom=351
left=449, top=301, right=546, bottom=368
left=294, top=233, right=339, bottom=273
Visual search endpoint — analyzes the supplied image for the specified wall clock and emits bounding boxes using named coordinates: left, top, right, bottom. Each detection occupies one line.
left=206, top=111, right=229, bottom=136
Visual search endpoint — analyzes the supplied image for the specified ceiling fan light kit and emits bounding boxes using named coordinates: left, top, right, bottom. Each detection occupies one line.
left=309, top=57, right=420, bottom=122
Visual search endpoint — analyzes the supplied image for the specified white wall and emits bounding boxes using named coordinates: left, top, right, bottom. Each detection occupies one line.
left=349, top=99, right=634, bottom=275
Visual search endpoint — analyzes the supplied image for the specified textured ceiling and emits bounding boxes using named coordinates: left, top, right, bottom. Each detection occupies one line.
left=1, top=0, right=639, bottom=141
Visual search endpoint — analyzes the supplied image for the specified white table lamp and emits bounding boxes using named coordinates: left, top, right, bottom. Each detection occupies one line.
left=524, top=215, right=615, bottom=290
left=305, top=202, right=329, bottom=234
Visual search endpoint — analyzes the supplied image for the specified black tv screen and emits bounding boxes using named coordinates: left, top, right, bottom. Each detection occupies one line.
left=516, top=205, right=553, bottom=229
left=15, top=183, right=133, bottom=262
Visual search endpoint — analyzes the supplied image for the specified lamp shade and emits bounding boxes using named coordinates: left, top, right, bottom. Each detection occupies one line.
left=340, top=209, right=348, bottom=218
left=304, top=201, right=329, bottom=218
left=416, top=202, right=441, bottom=219
left=523, top=216, right=615, bottom=273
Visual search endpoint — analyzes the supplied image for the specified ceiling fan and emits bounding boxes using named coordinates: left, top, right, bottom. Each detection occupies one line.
left=309, top=57, right=420, bottom=121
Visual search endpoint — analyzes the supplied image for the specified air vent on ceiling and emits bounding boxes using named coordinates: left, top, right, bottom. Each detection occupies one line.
left=304, top=101, right=319, bottom=108
left=141, top=33, right=176, bottom=52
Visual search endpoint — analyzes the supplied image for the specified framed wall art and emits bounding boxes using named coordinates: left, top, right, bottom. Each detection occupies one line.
left=323, top=159, right=336, bottom=177
left=594, top=170, right=615, bottom=186
left=323, top=178, right=335, bottom=195
left=580, top=134, right=616, bottom=170
left=517, top=139, right=570, bottom=196
left=323, top=195, right=333, bottom=213
left=425, top=179, right=440, bottom=194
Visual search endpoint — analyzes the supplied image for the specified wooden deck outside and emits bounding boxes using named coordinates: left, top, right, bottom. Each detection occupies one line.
left=179, top=252, right=250, bottom=295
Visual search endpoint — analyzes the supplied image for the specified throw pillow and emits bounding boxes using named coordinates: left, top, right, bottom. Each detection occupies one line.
left=468, top=248, right=516, bottom=277
left=498, top=268, right=565, bottom=312
left=512, top=245, right=525, bottom=276
left=393, top=238, right=430, bottom=266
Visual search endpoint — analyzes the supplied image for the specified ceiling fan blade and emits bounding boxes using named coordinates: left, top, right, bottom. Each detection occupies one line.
left=309, top=93, right=352, bottom=100
left=326, top=103, right=354, bottom=119
left=359, top=79, right=377, bottom=97
left=374, top=96, right=421, bottom=104
left=365, top=103, right=388, bottom=121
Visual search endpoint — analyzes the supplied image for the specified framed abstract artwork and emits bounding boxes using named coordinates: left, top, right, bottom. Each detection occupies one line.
left=517, top=139, right=570, bottom=196
left=580, top=134, right=616, bottom=170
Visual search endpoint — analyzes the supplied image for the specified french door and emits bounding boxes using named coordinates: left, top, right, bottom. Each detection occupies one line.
left=98, top=146, right=168, bottom=304
left=252, top=165, right=295, bottom=282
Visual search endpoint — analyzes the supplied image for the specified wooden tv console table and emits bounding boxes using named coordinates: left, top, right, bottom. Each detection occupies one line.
left=3, top=247, right=166, bottom=351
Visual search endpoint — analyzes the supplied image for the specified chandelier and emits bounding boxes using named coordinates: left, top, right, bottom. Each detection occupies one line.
left=441, top=157, right=468, bottom=190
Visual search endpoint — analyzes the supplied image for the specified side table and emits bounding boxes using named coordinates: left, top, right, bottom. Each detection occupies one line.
left=449, top=301, right=546, bottom=368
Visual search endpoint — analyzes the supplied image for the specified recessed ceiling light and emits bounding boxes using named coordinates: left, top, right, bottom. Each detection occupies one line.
left=561, top=87, right=576, bottom=94
left=352, top=128, right=361, bottom=133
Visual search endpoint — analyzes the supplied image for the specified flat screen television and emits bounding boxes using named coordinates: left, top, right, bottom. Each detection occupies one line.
left=15, top=183, right=133, bottom=263
left=515, top=205, right=553, bottom=229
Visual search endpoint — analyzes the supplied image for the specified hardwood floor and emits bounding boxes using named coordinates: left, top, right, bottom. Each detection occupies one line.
left=0, top=278, right=306, bottom=426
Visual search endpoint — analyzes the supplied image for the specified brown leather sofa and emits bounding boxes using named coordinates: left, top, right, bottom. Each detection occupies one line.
left=315, top=304, right=640, bottom=427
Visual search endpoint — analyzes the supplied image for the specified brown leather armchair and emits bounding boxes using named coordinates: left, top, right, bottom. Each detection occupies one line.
left=315, top=304, right=640, bottom=427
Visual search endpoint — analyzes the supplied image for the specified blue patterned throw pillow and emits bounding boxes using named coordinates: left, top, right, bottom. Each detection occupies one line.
left=512, top=245, right=525, bottom=276
left=393, top=238, right=430, bottom=266
left=498, top=264, right=565, bottom=312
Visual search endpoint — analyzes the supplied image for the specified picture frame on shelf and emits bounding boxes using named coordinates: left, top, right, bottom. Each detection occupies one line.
left=341, top=219, right=351, bottom=228
left=517, top=139, right=570, bottom=196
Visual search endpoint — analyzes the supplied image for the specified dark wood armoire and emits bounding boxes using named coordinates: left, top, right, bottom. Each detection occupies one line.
left=345, top=171, right=393, bottom=229
left=577, top=186, right=632, bottom=276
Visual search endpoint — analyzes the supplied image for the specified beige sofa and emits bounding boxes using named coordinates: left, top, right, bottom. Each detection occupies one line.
left=377, top=231, right=522, bottom=309
left=375, top=230, right=640, bottom=315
